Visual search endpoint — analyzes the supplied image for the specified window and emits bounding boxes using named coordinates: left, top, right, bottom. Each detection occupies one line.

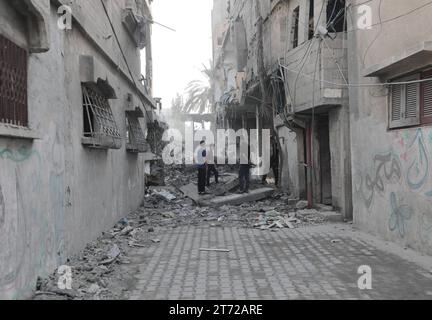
left=291, top=6, right=300, bottom=49
left=389, top=70, right=432, bottom=129
left=0, top=34, right=28, bottom=127
left=82, top=84, right=122, bottom=149
left=308, top=0, right=315, bottom=40
left=126, top=111, right=149, bottom=153
left=327, top=0, right=346, bottom=33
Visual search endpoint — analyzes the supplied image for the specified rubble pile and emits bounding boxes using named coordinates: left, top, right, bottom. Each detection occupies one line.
left=33, top=166, right=333, bottom=300
left=34, top=221, right=145, bottom=300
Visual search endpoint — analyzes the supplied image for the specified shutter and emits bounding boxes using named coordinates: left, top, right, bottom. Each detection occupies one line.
left=404, top=80, right=420, bottom=122
left=390, top=84, right=402, bottom=123
left=421, top=69, right=432, bottom=124
left=389, top=74, right=420, bottom=129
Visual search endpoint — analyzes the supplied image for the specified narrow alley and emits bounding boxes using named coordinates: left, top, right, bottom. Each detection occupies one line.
left=33, top=166, right=432, bottom=300
left=2, top=0, right=432, bottom=305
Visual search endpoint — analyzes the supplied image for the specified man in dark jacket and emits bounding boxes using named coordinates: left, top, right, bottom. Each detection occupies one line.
left=206, top=143, right=219, bottom=187
left=238, top=143, right=251, bottom=194
left=196, top=140, right=207, bottom=195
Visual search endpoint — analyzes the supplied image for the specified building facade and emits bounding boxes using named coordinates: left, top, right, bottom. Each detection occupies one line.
left=348, top=0, right=432, bottom=255
left=212, top=0, right=352, bottom=218
left=213, top=0, right=432, bottom=255
left=0, top=0, right=157, bottom=299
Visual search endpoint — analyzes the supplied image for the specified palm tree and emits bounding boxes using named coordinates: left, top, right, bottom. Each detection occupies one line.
left=183, top=62, right=215, bottom=114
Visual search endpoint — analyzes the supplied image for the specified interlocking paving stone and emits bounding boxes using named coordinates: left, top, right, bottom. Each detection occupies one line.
left=128, top=224, right=432, bottom=300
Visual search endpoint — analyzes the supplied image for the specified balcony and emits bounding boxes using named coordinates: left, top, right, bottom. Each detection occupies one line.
left=280, top=34, right=348, bottom=113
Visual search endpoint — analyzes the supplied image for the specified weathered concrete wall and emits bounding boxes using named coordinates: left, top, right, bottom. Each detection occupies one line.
left=277, top=125, right=306, bottom=198
left=348, top=0, right=432, bottom=254
left=0, top=0, right=149, bottom=299
left=329, top=106, right=352, bottom=217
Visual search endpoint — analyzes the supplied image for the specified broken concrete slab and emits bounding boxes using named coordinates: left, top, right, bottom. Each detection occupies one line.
left=180, top=183, right=212, bottom=204
left=152, top=189, right=177, bottom=202
left=211, top=177, right=239, bottom=196
left=206, top=188, right=274, bottom=207
left=200, top=248, right=230, bottom=253
left=319, top=211, right=343, bottom=223
left=315, top=204, right=334, bottom=212
left=296, top=200, right=309, bottom=210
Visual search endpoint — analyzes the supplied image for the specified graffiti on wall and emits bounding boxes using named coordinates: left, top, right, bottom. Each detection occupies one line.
left=355, top=152, right=402, bottom=210
left=0, top=144, right=60, bottom=299
left=0, top=147, right=39, bottom=163
left=403, top=130, right=429, bottom=191
left=356, top=128, right=432, bottom=240
left=0, top=185, right=4, bottom=227
left=388, top=192, right=413, bottom=238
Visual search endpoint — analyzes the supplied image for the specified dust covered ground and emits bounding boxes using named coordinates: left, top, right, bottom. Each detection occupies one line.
left=33, top=165, right=333, bottom=300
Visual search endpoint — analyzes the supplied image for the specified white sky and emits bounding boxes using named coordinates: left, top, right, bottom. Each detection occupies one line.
left=144, top=0, right=213, bottom=110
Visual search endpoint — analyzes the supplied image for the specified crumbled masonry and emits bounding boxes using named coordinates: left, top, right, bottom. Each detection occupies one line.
left=33, top=165, right=332, bottom=300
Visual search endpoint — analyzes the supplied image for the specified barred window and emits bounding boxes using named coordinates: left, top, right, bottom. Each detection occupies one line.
left=126, top=111, right=149, bottom=153
left=82, top=84, right=122, bottom=149
left=0, top=34, right=28, bottom=127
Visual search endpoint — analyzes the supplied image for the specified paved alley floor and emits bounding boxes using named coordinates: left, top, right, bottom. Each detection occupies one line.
left=128, top=224, right=432, bottom=300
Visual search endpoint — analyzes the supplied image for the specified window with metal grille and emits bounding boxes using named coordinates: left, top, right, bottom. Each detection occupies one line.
left=389, top=70, right=432, bottom=129
left=82, top=84, right=122, bottom=148
left=126, top=112, right=149, bottom=153
left=0, top=34, right=28, bottom=127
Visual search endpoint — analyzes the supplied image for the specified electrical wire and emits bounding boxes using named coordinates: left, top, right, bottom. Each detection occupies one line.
left=362, top=0, right=383, bottom=67
left=100, top=0, right=152, bottom=113
left=293, top=0, right=432, bottom=34
left=280, top=63, right=432, bottom=88
left=321, top=37, right=349, bottom=85
left=292, top=1, right=326, bottom=108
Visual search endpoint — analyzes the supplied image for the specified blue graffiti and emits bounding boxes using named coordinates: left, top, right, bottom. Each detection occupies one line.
left=406, top=130, right=429, bottom=191
left=389, top=192, right=413, bottom=238
left=0, top=147, right=39, bottom=163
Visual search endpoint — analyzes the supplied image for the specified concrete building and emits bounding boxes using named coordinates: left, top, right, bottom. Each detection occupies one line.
left=212, top=0, right=352, bottom=218
left=0, top=0, right=158, bottom=299
left=347, top=0, right=432, bottom=255
left=212, top=0, right=432, bottom=256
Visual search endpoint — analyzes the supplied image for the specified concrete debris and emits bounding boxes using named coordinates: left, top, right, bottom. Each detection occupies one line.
left=151, top=189, right=177, bottom=202
left=296, top=200, right=309, bottom=210
left=315, top=204, right=334, bottom=212
left=200, top=248, right=230, bottom=253
left=207, top=188, right=274, bottom=207
left=87, top=284, right=100, bottom=294
left=32, top=165, right=333, bottom=300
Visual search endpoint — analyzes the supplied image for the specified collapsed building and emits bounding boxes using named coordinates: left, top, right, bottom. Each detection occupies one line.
left=0, top=0, right=163, bottom=299
left=212, top=0, right=432, bottom=256
left=212, top=0, right=352, bottom=218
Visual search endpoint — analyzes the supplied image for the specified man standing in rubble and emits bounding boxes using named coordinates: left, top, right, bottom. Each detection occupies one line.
left=206, top=143, right=219, bottom=187
left=238, top=141, right=251, bottom=194
left=196, top=140, right=208, bottom=195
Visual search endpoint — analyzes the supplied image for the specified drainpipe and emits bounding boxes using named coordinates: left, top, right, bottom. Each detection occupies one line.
left=306, top=123, right=314, bottom=209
